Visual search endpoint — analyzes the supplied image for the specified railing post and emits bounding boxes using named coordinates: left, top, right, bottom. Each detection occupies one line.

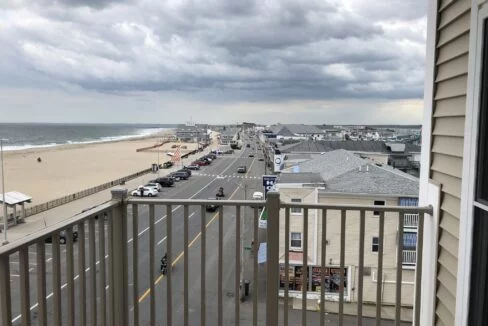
left=266, top=191, right=280, bottom=326
left=110, top=188, right=129, bottom=326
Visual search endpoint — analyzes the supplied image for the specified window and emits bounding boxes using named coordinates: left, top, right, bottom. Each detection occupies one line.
left=291, top=198, right=302, bottom=214
left=373, top=200, right=385, bottom=216
left=372, top=237, right=379, bottom=252
left=403, top=232, right=417, bottom=250
left=290, top=232, right=302, bottom=248
left=477, top=33, right=488, bottom=205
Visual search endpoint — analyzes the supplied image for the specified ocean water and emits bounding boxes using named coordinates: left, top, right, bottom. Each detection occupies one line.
left=0, top=123, right=177, bottom=151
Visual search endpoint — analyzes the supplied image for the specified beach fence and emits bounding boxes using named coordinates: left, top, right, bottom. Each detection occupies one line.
left=1, top=143, right=211, bottom=223
left=17, top=168, right=153, bottom=219
left=135, top=140, right=169, bottom=152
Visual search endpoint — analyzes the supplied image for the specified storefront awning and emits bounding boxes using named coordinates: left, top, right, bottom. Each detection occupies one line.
left=279, top=251, right=313, bottom=264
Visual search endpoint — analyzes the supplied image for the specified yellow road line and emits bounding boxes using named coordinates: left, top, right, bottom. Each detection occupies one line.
left=138, top=183, right=241, bottom=303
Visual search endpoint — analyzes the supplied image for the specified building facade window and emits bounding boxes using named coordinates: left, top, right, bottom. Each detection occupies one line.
left=290, top=232, right=302, bottom=248
left=403, top=232, right=417, bottom=250
left=373, top=200, right=385, bottom=216
left=291, top=198, right=302, bottom=214
left=372, top=237, right=379, bottom=252
left=279, top=265, right=348, bottom=294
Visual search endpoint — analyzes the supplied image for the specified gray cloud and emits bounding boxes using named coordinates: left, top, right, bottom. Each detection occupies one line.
left=0, top=0, right=427, bottom=104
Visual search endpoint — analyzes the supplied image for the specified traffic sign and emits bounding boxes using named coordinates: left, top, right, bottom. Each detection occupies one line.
left=262, top=175, right=277, bottom=197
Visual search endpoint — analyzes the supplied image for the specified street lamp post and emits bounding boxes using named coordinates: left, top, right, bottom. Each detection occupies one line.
left=157, top=140, right=160, bottom=178
left=1, top=139, right=8, bottom=245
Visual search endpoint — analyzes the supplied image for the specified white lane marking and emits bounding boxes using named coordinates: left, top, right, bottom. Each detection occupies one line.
left=11, top=253, right=110, bottom=323
left=157, top=236, right=167, bottom=246
left=11, top=154, right=243, bottom=323
left=127, top=155, right=240, bottom=243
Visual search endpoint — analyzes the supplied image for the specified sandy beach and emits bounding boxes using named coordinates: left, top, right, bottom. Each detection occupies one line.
left=1, top=133, right=208, bottom=208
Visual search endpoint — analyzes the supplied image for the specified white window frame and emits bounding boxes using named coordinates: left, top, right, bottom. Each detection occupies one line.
left=290, top=232, right=302, bottom=249
left=290, top=198, right=302, bottom=214
left=455, top=4, right=488, bottom=326
left=373, top=200, right=385, bottom=217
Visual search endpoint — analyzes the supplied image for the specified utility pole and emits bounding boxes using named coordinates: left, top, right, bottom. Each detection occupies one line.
left=157, top=142, right=160, bottom=177
left=240, top=184, right=247, bottom=299
left=1, top=139, right=8, bottom=245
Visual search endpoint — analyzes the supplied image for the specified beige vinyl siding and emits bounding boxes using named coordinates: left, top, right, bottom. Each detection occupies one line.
left=431, top=153, right=463, bottom=178
left=431, top=135, right=464, bottom=157
left=433, top=116, right=466, bottom=137
left=437, top=0, right=470, bottom=29
left=431, top=1, right=470, bottom=325
left=433, top=96, right=466, bottom=117
left=437, top=33, right=469, bottom=64
left=436, top=11, right=470, bottom=47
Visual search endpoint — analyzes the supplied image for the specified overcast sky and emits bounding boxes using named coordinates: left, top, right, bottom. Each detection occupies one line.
left=0, top=0, right=427, bottom=125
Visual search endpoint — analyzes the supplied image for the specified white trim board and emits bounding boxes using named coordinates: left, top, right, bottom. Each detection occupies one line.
left=418, top=0, right=438, bottom=324
left=420, top=180, right=441, bottom=326
left=456, top=2, right=488, bottom=325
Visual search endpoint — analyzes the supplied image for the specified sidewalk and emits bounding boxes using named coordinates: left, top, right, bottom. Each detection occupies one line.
left=2, top=145, right=215, bottom=244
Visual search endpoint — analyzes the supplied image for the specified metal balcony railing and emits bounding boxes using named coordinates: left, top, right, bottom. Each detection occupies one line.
left=404, top=213, right=419, bottom=227
left=0, top=189, right=432, bottom=326
left=402, top=250, right=417, bottom=265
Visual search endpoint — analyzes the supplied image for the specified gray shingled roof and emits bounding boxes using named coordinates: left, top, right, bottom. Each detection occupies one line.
left=322, top=163, right=418, bottom=196
left=281, top=140, right=420, bottom=154
left=276, top=126, right=296, bottom=137
left=277, top=172, right=324, bottom=184
left=282, top=149, right=365, bottom=180
left=280, top=149, right=418, bottom=196
left=270, top=124, right=324, bottom=136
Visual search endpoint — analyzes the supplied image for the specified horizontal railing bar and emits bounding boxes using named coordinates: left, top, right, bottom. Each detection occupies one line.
left=0, top=201, right=115, bottom=256
left=128, top=198, right=433, bottom=215
left=279, top=203, right=433, bottom=214
left=128, top=198, right=265, bottom=206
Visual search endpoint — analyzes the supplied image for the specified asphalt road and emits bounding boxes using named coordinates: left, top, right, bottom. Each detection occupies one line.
left=8, top=140, right=266, bottom=325
left=131, top=144, right=264, bottom=325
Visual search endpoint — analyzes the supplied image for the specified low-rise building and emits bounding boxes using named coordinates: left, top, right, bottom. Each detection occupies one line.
left=279, top=140, right=421, bottom=177
left=269, top=124, right=325, bottom=140
left=275, top=150, right=419, bottom=315
left=219, top=128, right=240, bottom=145
left=175, top=124, right=209, bottom=142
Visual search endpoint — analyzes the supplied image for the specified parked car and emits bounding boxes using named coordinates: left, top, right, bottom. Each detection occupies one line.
left=186, top=164, right=201, bottom=170
left=162, top=161, right=174, bottom=168
left=224, top=149, right=234, bottom=154
left=178, top=168, right=191, bottom=176
left=199, top=157, right=212, bottom=164
left=131, top=186, right=158, bottom=197
left=246, top=144, right=251, bottom=148
left=193, top=160, right=209, bottom=166
left=206, top=153, right=217, bottom=159
left=248, top=154, right=255, bottom=158
left=205, top=197, right=220, bottom=212
left=145, top=183, right=162, bottom=192
left=151, top=177, right=174, bottom=187
left=237, top=166, right=247, bottom=173
left=252, top=192, right=264, bottom=200
left=169, top=171, right=190, bottom=181
left=258, top=158, right=264, bottom=161
left=45, top=229, right=78, bottom=244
